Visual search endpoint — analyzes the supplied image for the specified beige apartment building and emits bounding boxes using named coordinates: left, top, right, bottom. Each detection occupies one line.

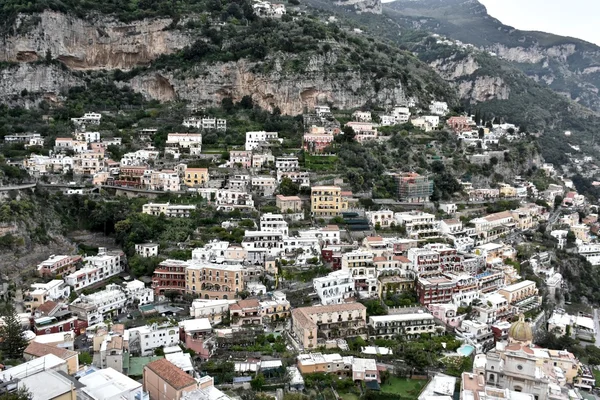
left=143, top=358, right=197, bottom=400
left=311, top=186, right=348, bottom=217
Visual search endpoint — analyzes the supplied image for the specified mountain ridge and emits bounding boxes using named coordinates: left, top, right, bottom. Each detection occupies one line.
left=384, top=0, right=600, bottom=113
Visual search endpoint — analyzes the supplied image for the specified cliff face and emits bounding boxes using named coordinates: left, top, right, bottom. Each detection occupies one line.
left=127, top=55, right=408, bottom=114
left=334, top=0, right=382, bottom=14
left=1, top=11, right=191, bottom=70
left=0, top=63, right=85, bottom=105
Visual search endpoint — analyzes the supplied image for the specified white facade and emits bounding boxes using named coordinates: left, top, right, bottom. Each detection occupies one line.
left=29, top=280, right=71, bottom=301
left=313, top=270, right=355, bottom=305
left=251, top=176, right=277, bottom=196
left=182, top=117, right=226, bottom=131
left=189, top=299, right=231, bottom=323
left=260, top=213, right=289, bottom=236
left=77, top=131, right=100, bottom=143
left=65, top=248, right=124, bottom=290
left=366, top=210, right=394, bottom=228
left=135, top=243, right=159, bottom=258
left=71, top=112, right=102, bottom=126
left=245, top=131, right=281, bottom=150
left=71, top=284, right=127, bottom=325
left=124, top=280, right=154, bottom=306
left=430, top=101, right=449, bottom=116
left=128, top=323, right=179, bottom=356
left=275, top=157, right=299, bottom=172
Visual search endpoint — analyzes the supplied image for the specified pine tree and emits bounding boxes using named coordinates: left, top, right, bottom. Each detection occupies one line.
left=0, top=304, right=28, bottom=360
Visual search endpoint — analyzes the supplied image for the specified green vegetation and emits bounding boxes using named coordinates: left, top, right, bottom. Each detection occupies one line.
left=380, top=377, right=427, bottom=398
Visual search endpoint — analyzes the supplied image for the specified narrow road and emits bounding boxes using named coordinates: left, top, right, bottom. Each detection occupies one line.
left=594, top=309, right=600, bottom=347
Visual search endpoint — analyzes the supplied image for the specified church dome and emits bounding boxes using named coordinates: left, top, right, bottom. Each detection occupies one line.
left=508, top=314, right=533, bottom=344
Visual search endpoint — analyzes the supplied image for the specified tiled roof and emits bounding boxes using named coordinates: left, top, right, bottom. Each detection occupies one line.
left=145, top=358, right=197, bottom=390
left=25, top=342, right=78, bottom=360
left=294, top=302, right=366, bottom=315
left=36, top=301, right=60, bottom=316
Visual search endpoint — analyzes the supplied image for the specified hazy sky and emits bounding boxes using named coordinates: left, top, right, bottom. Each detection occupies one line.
left=479, top=0, right=600, bottom=45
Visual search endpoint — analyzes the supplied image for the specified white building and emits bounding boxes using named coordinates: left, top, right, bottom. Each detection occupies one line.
left=69, top=284, right=127, bottom=325
left=65, top=248, right=125, bottom=290
left=29, top=280, right=71, bottom=302
left=369, top=312, right=437, bottom=340
left=366, top=210, right=395, bottom=228
left=71, top=112, right=102, bottom=126
left=260, top=213, right=289, bottom=236
left=395, top=211, right=440, bottom=240
left=79, top=367, right=145, bottom=400
left=189, top=299, right=232, bottom=324
left=166, top=133, right=202, bottom=155
left=128, top=323, right=179, bottom=356
left=275, top=156, right=299, bottom=172
left=135, top=243, right=159, bottom=258
left=124, top=280, right=154, bottom=306
left=182, top=117, right=226, bottom=131
left=142, top=202, right=196, bottom=218
left=245, top=131, right=282, bottom=150
left=313, top=270, right=355, bottom=305
left=76, top=131, right=100, bottom=143
left=121, top=149, right=159, bottom=166
left=430, top=101, right=449, bottom=116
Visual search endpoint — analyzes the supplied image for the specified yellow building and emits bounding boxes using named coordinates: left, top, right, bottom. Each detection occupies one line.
left=311, top=186, right=348, bottom=217
left=499, top=184, right=517, bottom=198
left=186, top=264, right=245, bottom=300
left=184, top=167, right=209, bottom=187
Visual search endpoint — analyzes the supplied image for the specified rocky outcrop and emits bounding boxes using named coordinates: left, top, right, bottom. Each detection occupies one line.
left=457, top=76, right=510, bottom=103
left=127, top=55, right=407, bottom=114
left=1, top=11, right=191, bottom=70
left=334, top=0, right=382, bottom=14
left=0, top=63, right=84, bottom=104
left=429, top=55, right=479, bottom=80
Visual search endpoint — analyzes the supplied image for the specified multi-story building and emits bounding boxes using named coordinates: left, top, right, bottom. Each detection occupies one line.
left=242, top=231, right=285, bottom=258
left=229, top=150, right=252, bottom=168
left=143, top=358, right=198, bottom=400
left=395, top=211, right=440, bottom=240
left=152, top=259, right=188, bottom=297
left=64, top=248, right=124, bottom=290
left=71, top=112, right=102, bottom=126
left=183, top=167, right=209, bottom=187
left=368, top=312, right=438, bottom=340
left=182, top=116, right=226, bottom=131
left=498, top=280, right=541, bottom=313
left=142, top=202, right=196, bottom=218
left=291, top=303, right=367, bottom=349
left=37, top=255, right=82, bottom=277
left=166, top=133, right=202, bottom=154
left=456, top=320, right=494, bottom=352
left=313, top=270, right=355, bottom=305
left=251, top=176, right=277, bottom=196
left=407, top=248, right=441, bottom=273
left=275, top=156, right=299, bottom=172
left=416, top=273, right=457, bottom=305
left=189, top=299, right=231, bottom=324
left=24, top=280, right=71, bottom=313
left=197, top=188, right=255, bottom=211
left=260, top=291, right=291, bottom=322
left=303, top=132, right=334, bottom=153
left=297, top=353, right=379, bottom=382
left=311, top=186, right=348, bottom=217
left=229, top=299, right=262, bottom=327
left=33, top=311, right=88, bottom=336
left=366, top=210, right=395, bottom=229
left=259, top=213, right=289, bottom=236
left=185, top=263, right=245, bottom=300
left=341, top=251, right=377, bottom=297
left=245, top=131, right=281, bottom=150
left=473, top=292, right=513, bottom=324
left=395, top=173, right=434, bottom=203
left=142, top=170, right=180, bottom=191
left=277, top=170, right=310, bottom=187
left=129, top=323, right=179, bottom=356
left=69, top=284, right=127, bottom=325
left=135, top=243, right=159, bottom=258
left=124, top=279, right=154, bottom=305
left=470, top=211, right=515, bottom=244
left=276, top=195, right=303, bottom=213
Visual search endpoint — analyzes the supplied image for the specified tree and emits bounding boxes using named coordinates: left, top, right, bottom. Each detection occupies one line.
left=554, top=195, right=563, bottom=210
left=164, top=290, right=179, bottom=303
left=250, top=373, right=266, bottom=391
left=279, top=176, right=299, bottom=196
left=221, top=97, right=234, bottom=113
left=238, top=95, right=254, bottom=109
left=0, top=387, right=32, bottom=400
left=0, top=304, right=28, bottom=360
left=79, top=352, right=93, bottom=365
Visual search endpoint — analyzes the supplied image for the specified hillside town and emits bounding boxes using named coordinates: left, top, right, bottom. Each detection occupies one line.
left=1, top=93, right=600, bottom=400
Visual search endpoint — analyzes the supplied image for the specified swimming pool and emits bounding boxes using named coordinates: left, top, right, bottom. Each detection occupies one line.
left=457, top=344, right=475, bottom=357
